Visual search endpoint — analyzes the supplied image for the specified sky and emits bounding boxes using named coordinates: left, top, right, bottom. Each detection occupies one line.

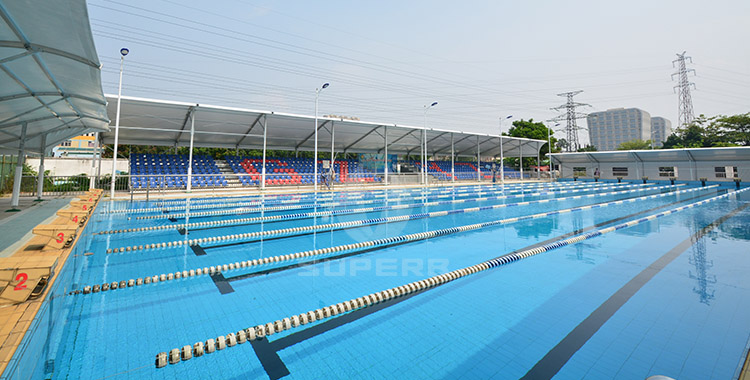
left=88, top=0, right=750, bottom=146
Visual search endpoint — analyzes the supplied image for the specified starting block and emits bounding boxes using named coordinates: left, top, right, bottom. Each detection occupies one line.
left=56, top=209, right=88, bottom=225
left=0, top=256, right=57, bottom=305
left=32, top=225, right=77, bottom=250
left=69, top=200, right=96, bottom=213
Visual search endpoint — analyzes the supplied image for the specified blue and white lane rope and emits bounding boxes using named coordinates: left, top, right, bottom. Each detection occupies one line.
left=145, top=182, right=554, bottom=210
left=100, top=185, right=716, bottom=292
left=98, top=184, right=682, bottom=235
left=108, top=184, right=705, bottom=253
left=112, top=182, right=541, bottom=213
left=116, top=181, right=621, bottom=215
left=132, top=180, right=599, bottom=209
left=153, top=187, right=749, bottom=368
left=134, top=182, right=653, bottom=221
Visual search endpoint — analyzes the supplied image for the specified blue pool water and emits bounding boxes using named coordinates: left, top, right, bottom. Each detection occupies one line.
left=8, top=180, right=750, bottom=380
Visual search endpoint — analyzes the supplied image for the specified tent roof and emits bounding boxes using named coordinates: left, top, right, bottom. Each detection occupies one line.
left=0, top=0, right=109, bottom=155
left=100, top=95, right=546, bottom=158
left=550, top=146, right=750, bottom=164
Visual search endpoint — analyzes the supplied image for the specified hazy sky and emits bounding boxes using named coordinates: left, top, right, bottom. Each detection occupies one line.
left=88, top=0, right=750, bottom=145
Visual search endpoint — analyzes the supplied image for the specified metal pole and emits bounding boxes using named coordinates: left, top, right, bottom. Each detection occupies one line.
left=90, top=132, right=98, bottom=190
left=10, top=123, right=27, bottom=209
left=451, top=133, right=455, bottom=183
left=186, top=109, right=195, bottom=192
left=314, top=90, right=319, bottom=191
left=384, top=125, right=388, bottom=185
left=537, top=149, right=541, bottom=180
left=36, top=134, right=46, bottom=200
left=330, top=121, right=335, bottom=184
left=96, top=137, right=102, bottom=187
left=520, top=146, right=524, bottom=181
left=499, top=119, right=505, bottom=184
left=110, top=53, right=126, bottom=198
left=476, top=136, right=481, bottom=182
left=261, top=115, right=267, bottom=189
left=421, top=129, right=425, bottom=186
left=547, top=123, right=552, bottom=178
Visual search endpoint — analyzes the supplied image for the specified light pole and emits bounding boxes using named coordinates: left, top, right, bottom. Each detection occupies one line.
left=547, top=122, right=560, bottom=179
left=499, top=115, right=512, bottom=184
left=110, top=47, right=129, bottom=199
left=314, top=82, right=329, bottom=191
left=423, top=101, right=437, bottom=186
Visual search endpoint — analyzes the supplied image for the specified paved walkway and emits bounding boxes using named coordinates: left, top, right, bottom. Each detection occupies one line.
left=0, top=196, right=72, bottom=257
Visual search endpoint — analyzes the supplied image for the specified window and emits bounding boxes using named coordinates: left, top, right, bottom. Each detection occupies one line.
left=573, top=167, right=587, bottom=177
left=612, top=167, right=629, bottom=177
left=715, top=166, right=739, bottom=178
left=61, top=140, right=71, bottom=147
left=658, top=166, right=676, bottom=177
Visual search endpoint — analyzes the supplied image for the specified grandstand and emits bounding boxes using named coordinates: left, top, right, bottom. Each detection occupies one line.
left=98, top=95, right=547, bottom=195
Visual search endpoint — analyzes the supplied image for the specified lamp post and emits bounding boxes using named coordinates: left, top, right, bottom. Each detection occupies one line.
left=548, top=122, right=560, bottom=179
left=423, top=101, right=437, bottom=186
left=314, top=82, right=329, bottom=191
left=499, top=115, right=512, bottom=184
left=110, top=47, right=129, bottom=199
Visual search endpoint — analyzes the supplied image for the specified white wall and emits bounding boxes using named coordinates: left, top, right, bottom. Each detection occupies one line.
left=557, top=160, right=749, bottom=182
left=25, top=157, right=129, bottom=177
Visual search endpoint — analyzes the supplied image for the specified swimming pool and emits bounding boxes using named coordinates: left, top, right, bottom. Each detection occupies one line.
left=7, top=180, right=750, bottom=379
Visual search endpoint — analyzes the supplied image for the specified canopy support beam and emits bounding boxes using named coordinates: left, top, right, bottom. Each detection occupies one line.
left=9, top=123, right=26, bottom=209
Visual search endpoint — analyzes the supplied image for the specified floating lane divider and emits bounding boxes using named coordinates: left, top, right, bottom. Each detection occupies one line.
left=134, top=181, right=594, bottom=209
left=97, top=184, right=682, bottom=236
left=107, top=184, right=700, bottom=253
left=146, top=183, right=503, bottom=209
left=112, top=184, right=624, bottom=218
left=82, top=185, right=717, bottom=291
left=133, top=182, right=654, bottom=221
left=153, top=186, right=749, bottom=368
left=114, top=181, right=618, bottom=215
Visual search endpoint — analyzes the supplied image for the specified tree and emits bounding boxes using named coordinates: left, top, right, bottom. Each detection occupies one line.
left=662, top=113, right=747, bottom=149
left=505, top=119, right=558, bottom=167
left=577, top=145, right=597, bottom=152
left=713, top=113, right=750, bottom=146
left=617, top=139, right=652, bottom=150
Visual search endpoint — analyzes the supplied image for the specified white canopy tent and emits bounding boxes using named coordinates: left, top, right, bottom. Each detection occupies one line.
left=0, top=0, right=108, bottom=207
left=99, top=95, right=546, bottom=188
left=550, top=147, right=750, bottom=181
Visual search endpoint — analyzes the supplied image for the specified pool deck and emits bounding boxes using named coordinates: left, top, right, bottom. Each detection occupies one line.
left=0, top=192, right=100, bottom=377
left=0, top=197, right=73, bottom=258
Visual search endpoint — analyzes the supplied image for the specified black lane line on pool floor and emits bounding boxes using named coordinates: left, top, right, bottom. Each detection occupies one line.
left=207, top=190, right=714, bottom=295
left=520, top=200, right=750, bottom=380
left=197, top=189, right=678, bottom=254
left=510, top=189, right=720, bottom=254
left=190, top=245, right=207, bottom=256
left=211, top=241, right=413, bottom=294
left=238, top=190, right=725, bottom=380
left=250, top=290, right=423, bottom=380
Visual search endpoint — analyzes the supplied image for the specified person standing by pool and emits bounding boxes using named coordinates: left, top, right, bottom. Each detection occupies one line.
left=594, top=167, right=600, bottom=177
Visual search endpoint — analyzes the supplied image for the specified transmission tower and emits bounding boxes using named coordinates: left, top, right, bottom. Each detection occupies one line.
left=672, top=51, right=696, bottom=128
left=551, top=90, right=590, bottom=152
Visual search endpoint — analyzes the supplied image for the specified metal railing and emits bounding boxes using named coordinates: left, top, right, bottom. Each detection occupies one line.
left=10, top=175, right=99, bottom=196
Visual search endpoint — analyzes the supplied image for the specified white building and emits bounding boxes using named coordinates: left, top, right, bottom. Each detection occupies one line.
left=650, top=117, right=673, bottom=147
left=587, top=108, right=652, bottom=151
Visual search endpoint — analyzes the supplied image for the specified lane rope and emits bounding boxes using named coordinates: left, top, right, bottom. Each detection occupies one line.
left=152, top=186, right=748, bottom=367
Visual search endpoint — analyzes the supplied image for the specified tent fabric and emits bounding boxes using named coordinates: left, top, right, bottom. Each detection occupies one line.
left=99, top=95, right=546, bottom=159
left=0, top=0, right=109, bottom=155
left=550, top=147, right=750, bottom=164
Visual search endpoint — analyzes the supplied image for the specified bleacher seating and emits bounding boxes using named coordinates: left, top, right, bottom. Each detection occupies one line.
left=129, top=154, right=227, bottom=189
left=225, top=156, right=381, bottom=186
left=412, top=160, right=524, bottom=180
